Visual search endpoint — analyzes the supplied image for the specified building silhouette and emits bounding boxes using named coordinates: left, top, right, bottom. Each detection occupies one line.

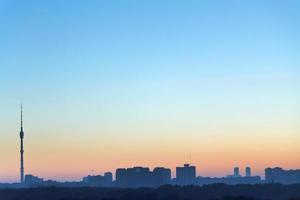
left=245, top=167, right=251, bottom=177
left=82, top=172, right=113, bottom=187
left=19, top=105, right=25, bottom=184
left=116, top=167, right=153, bottom=187
left=104, top=172, right=113, bottom=183
left=116, top=167, right=171, bottom=188
left=234, top=167, right=240, bottom=177
left=152, top=167, right=171, bottom=186
left=265, top=167, right=300, bottom=184
left=197, top=175, right=261, bottom=185
left=197, top=166, right=260, bottom=185
left=2, top=165, right=300, bottom=188
left=176, top=164, right=196, bottom=185
left=25, top=174, right=43, bottom=185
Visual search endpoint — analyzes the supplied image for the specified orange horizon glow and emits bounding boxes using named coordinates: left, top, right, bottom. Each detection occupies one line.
left=1, top=129, right=299, bottom=182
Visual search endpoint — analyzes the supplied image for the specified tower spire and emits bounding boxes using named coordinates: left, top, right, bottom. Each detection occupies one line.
left=21, top=104, right=23, bottom=131
left=19, top=104, right=24, bottom=184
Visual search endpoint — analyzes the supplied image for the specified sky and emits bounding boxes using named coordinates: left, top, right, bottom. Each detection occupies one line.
left=0, top=0, right=299, bottom=182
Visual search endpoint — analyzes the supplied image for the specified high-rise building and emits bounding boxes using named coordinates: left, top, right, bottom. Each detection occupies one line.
left=19, top=105, right=25, bottom=183
left=25, top=174, right=43, bottom=185
left=264, top=167, right=300, bottom=184
left=234, top=167, right=240, bottom=177
left=245, top=167, right=251, bottom=177
left=115, top=166, right=171, bottom=188
left=104, top=172, right=113, bottom=183
left=176, top=164, right=196, bottom=185
left=82, top=172, right=113, bottom=187
left=116, top=168, right=127, bottom=187
left=153, top=167, right=171, bottom=186
left=116, top=167, right=152, bottom=187
left=265, top=168, right=274, bottom=183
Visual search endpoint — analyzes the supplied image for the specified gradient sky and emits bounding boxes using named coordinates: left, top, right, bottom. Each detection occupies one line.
left=0, top=0, right=299, bottom=183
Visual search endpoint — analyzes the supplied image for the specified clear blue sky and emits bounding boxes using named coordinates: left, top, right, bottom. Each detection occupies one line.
left=0, top=0, right=299, bottom=182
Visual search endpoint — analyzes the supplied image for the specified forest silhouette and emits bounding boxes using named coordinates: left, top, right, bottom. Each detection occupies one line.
left=0, top=184, right=300, bottom=200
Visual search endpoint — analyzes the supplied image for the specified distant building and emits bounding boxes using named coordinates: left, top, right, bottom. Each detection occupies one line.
left=125, top=166, right=151, bottom=187
left=116, top=168, right=127, bottom=187
left=82, top=172, right=113, bottom=187
left=115, top=166, right=171, bottom=188
left=197, top=175, right=261, bottom=185
left=153, top=167, right=171, bottom=186
left=234, top=167, right=240, bottom=177
left=265, top=168, right=274, bottom=183
left=24, top=174, right=43, bottom=185
left=176, top=164, right=196, bottom=185
left=265, top=167, right=300, bottom=184
left=104, top=172, right=113, bottom=183
left=246, top=167, right=251, bottom=177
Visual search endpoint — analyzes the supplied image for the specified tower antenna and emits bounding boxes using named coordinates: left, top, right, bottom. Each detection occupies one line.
left=19, top=104, right=25, bottom=183
left=21, top=104, right=23, bottom=131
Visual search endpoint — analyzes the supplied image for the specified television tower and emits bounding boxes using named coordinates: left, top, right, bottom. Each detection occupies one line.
left=19, top=104, right=24, bottom=183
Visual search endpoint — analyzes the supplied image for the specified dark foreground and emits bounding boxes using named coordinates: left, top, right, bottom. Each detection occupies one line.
left=0, top=184, right=300, bottom=200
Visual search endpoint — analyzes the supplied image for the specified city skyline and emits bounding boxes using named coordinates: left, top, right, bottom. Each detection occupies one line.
left=1, top=0, right=300, bottom=183
left=0, top=105, right=298, bottom=183
left=3, top=162, right=300, bottom=187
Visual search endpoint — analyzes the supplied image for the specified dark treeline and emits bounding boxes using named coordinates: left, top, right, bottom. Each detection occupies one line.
left=0, top=184, right=300, bottom=200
